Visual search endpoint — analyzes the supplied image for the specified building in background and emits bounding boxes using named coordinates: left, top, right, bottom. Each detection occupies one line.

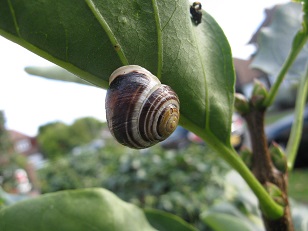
left=5, top=130, right=43, bottom=194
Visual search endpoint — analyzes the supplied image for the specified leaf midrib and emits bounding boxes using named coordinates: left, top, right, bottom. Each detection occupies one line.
left=7, top=0, right=20, bottom=37
left=85, top=0, right=129, bottom=66
left=151, top=0, right=163, bottom=78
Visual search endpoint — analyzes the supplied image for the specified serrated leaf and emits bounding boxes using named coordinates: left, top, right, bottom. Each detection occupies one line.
left=0, top=188, right=156, bottom=231
left=0, top=0, right=235, bottom=147
left=251, top=2, right=308, bottom=80
left=145, top=209, right=198, bottom=231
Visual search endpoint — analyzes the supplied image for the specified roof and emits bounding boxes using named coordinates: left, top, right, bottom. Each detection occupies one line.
left=8, top=130, right=31, bottom=141
left=233, top=58, right=267, bottom=86
left=8, top=130, right=39, bottom=156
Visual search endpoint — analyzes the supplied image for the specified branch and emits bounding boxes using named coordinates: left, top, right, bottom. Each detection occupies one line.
left=286, top=63, right=308, bottom=170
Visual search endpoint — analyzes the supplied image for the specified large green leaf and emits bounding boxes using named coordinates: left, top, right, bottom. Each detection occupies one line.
left=0, top=188, right=156, bottom=231
left=251, top=2, right=308, bottom=80
left=0, top=0, right=235, bottom=147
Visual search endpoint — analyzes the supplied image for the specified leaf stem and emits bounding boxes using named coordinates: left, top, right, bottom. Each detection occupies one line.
left=262, top=31, right=308, bottom=108
left=207, top=135, right=284, bottom=219
left=151, top=0, right=163, bottom=78
left=180, top=116, right=284, bottom=219
left=286, top=63, right=308, bottom=171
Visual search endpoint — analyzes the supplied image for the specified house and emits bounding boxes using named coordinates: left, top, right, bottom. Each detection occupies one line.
left=6, top=130, right=43, bottom=194
left=233, top=57, right=269, bottom=95
left=8, top=130, right=44, bottom=169
left=8, top=130, right=39, bottom=156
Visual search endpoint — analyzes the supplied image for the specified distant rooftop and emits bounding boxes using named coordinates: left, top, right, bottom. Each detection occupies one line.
left=8, top=130, right=39, bottom=156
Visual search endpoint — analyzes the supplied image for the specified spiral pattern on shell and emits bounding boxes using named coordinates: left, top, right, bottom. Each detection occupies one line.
left=105, top=65, right=180, bottom=149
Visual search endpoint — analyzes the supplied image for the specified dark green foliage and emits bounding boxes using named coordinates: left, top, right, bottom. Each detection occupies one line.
left=37, top=117, right=104, bottom=159
left=38, top=142, right=229, bottom=230
left=0, top=111, right=12, bottom=154
left=38, top=139, right=126, bottom=192
left=106, top=145, right=228, bottom=224
left=69, top=117, right=105, bottom=147
left=37, top=122, right=72, bottom=159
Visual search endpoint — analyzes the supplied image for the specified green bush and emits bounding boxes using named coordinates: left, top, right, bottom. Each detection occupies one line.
left=38, top=142, right=230, bottom=230
left=37, top=117, right=105, bottom=159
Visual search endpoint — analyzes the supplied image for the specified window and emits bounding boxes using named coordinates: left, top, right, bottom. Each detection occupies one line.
left=15, top=139, right=31, bottom=153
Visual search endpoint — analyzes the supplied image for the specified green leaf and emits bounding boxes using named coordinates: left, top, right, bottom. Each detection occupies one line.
left=144, top=209, right=198, bottom=231
left=251, top=2, right=308, bottom=80
left=0, top=188, right=156, bottom=231
left=0, top=0, right=235, bottom=147
left=201, top=212, right=255, bottom=231
left=25, top=66, right=94, bottom=86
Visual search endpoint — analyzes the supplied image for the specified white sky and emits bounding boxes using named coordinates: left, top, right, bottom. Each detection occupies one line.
left=0, top=0, right=290, bottom=136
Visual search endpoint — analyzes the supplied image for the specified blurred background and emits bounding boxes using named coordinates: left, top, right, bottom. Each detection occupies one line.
left=1, top=1, right=308, bottom=230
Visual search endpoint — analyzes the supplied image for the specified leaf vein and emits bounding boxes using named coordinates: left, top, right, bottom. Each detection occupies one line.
left=152, top=0, right=163, bottom=78
left=191, top=21, right=209, bottom=130
left=161, top=0, right=179, bottom=32
left=7, top=0, right=20, bottom=37
left=85, top=0, right=129, bottom=65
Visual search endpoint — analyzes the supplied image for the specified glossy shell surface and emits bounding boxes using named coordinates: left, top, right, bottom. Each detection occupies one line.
left=105, top=65, right=180, bottom=149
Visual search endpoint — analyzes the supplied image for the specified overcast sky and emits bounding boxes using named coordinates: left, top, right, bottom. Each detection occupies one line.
left=0, top=0, right=290, bottom=136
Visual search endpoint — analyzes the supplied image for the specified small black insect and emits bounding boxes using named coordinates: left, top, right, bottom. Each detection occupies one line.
left=190, top=2, right=202, bottom=25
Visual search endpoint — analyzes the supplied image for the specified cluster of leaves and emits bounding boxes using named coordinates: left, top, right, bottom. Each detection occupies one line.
left=37, top=117, right=105, bottom=159
left=38, top=142, right=229, bottom=230
left=106, top=145, right=229, bottom=229
left=38, top=139, right=119, bottom=192
left=35, top=141, right=308, bottom=230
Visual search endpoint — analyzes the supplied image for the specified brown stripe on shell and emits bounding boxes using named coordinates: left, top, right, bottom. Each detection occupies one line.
left=139, top=85, right=179, bottom=143
left=106, top=72, right=152, bottom=148
left=106, top=65, right=180, bottom=149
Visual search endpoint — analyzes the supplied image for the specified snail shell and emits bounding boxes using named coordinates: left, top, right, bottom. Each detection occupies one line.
left=105, top=65, right=180, bottom=149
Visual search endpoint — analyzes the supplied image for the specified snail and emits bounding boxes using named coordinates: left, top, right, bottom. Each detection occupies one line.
left=105, top=65, right=180, bottom=149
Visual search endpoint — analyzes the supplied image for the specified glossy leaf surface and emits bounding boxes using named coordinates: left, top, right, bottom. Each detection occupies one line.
left=0, top=188, right=156, bottom=231
left=0, top=0, right=234, bottom=146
